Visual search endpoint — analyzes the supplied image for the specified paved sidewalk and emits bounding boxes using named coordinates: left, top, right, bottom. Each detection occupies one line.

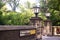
left=42, top=36, right=60, bottom=40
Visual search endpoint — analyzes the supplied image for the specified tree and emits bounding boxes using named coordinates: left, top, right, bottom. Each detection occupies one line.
left=48, top=0, right=60, bottom=26
left=0, top=0, right=34, bottom=25
left=0, top=11, right=4, bottom=25
left=25, top=1, right=31, bottom=9
left=39, top=0, right=60, bottom=26
left=0, top=0, right=5, bottom=25
left=5, top=0, right=20, bottom=11
left=0, top=0, right=5, bottom=9
left=48, top=0, right=60, bottom=11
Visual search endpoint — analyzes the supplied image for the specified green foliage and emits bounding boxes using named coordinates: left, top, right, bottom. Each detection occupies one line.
left=48, top=0, right=60, bottom=11
left=0, top=0, right=48, bottom=25
left=0, top=0, right=5, bottom=9
left=0, top=11, right=4, bottom=25
left=39, top=0, right=60, bottom=26
left=0, top=0, right=5, bottom=25
left=38, top=13, right=46, bottom=20
left=48, top=0, right=60, bottom=26
left=0, top=0, right=34, bottom=25
left=0, top=10, right=33, bottom=25
left=49, top=9, right=60, bottom=26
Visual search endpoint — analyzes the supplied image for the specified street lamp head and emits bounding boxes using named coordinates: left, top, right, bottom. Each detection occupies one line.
left=45, top=13, right=50, bottom=17
left=33, top=6, right=40, bottom=13
left=45, top=12, right=50, bottom=19
left=33, top=5, right=40, bottom=17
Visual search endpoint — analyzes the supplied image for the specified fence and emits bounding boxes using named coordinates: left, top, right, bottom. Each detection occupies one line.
left=52, top=26, right=60, bottom=36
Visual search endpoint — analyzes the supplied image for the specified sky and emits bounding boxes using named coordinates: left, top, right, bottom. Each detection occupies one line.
left=20, top=0, right=34, bottom=3
left=6, top=0, right=39, bottom=12
left=20, top=0, right=38, bottom=4
left=20, top=0, right=39, bottom=6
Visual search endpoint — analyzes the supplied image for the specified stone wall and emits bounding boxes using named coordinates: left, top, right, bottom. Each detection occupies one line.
left=0, top=30, right=35, bottom=40
left=52, top=26, right=60, bottom=36
left=0, top=25, right=36, bottom=40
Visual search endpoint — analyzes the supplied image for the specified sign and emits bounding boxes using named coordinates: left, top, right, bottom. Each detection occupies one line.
left=20, top=30, right=36, bottom=36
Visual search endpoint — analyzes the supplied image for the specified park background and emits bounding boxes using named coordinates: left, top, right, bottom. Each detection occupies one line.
left=0, top=0, right=60, bottom=26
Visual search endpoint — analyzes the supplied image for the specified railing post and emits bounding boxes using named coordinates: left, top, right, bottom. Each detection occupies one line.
left=44, top=19, right=52, bottom=36
left=30, top=17, right=43, bottom=40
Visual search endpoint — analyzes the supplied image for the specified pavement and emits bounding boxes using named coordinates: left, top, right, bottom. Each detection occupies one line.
left=42, top=36, right=60, bottom=40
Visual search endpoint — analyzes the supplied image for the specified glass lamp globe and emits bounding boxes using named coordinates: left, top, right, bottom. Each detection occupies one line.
left=33, top=6, right=40, bottom=13
left=45, top=13, right=50, bottom=17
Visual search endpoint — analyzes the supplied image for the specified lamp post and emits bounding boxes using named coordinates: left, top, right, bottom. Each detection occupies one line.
left=40, top=0, right=52, bottom=36
left=33, top=5, right=40, bottom=17
left=30, top=4, right=43, bottom=40
left=44, top=12, right=52, bottom=36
